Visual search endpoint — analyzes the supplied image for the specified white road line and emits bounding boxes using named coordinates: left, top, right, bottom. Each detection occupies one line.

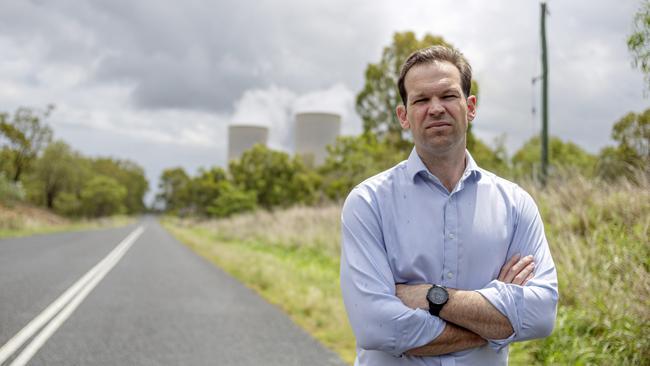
left=0, top=226, right=145, bottom=366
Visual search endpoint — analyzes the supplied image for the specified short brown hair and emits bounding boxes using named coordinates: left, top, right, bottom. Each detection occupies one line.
left=397, top=46, right=472, bottom=105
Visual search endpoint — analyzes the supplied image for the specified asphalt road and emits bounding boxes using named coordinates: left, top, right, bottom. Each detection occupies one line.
left=0, top=217, right=346, bottom=365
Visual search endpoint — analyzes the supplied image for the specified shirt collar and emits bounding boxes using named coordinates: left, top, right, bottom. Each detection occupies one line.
left=406, top=147, right=483, bottom=183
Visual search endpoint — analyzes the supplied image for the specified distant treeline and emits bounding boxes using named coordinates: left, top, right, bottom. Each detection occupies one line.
left=156, top=106, right=649, bottom=218
left=0, top=105, right=646, bottom=220
left=155, top=30, right=648, bottom=218
left=0, top=106, right=148, bottom=217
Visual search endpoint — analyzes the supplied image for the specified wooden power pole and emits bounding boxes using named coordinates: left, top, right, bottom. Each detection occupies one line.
left=540, top=2, right=549, bottom=186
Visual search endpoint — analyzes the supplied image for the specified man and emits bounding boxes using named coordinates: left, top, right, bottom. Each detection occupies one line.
left=340, top=46, right=558, bottom=365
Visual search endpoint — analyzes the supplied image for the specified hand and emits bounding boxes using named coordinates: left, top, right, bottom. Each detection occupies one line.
left=395, top=283, right=431, bottom=310
left=396, top=253, right=535, bottom=310
left=498, top=254, right=535, bottom=285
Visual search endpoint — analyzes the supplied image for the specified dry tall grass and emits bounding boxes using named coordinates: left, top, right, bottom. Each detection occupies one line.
left=188, top=205, right=342, bottom=258
left=0, top=203, right=134, bottom=238
left=513, top=174, right=649, bottom=364
left=0, top=202, right=69, bottom=230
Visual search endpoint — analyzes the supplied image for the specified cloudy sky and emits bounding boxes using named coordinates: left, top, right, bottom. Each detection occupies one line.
left=1, top=0, right=647, bottom=202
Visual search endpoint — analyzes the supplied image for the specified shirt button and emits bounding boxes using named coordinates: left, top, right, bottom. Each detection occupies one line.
left=449, top=233, right=455, bottom=239
left=447, top=272, right=454, bottom=279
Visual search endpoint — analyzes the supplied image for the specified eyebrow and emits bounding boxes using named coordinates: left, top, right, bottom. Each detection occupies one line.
left=410, top=92, right=427, bottom=100
left=440, top=87, right=461, bottom=94
left=410, top=87, right=461, bottom=99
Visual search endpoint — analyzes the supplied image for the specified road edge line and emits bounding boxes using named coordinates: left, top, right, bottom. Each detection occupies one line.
left=0, top=226, right=144, bottom=365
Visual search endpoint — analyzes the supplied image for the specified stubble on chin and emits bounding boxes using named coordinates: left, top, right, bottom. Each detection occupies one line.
left=416, top=132, right=467, bottom=160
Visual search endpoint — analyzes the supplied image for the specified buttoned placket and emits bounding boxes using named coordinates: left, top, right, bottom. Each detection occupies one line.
left=441, top=171, right=471, bottom=366
left=423, top=171, right=467, bottom=288
left=442, top=192, right=459, bottom=288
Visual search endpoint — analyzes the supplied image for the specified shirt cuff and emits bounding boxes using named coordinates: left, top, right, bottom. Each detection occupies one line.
left=487, top=332, right=516, bottom=352
left=394, top=308, right=446, bottom=356
left=475, top=280, right=523, bottom=348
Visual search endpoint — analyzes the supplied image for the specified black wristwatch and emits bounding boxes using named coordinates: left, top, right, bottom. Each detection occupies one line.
left=426, top=285, right=449, bottom=317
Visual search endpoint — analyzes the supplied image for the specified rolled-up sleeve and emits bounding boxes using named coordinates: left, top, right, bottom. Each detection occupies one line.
left=340, top=187, right=445, bottom=356
left=476, top=189, right=559, bottom=349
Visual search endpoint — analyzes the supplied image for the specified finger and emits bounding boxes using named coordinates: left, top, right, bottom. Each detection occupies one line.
left=506, top=255, right=533, bottom=284
left=498, top=254, right=521, bottom=281
left=512, top=262, right=535, bottom=285
left=504, top=255, right=534, bottom=283
left=522, top=272, right=535, bottom=286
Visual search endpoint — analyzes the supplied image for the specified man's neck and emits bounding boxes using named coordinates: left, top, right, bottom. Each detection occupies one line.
left=416, top=145, right=467, bottom=193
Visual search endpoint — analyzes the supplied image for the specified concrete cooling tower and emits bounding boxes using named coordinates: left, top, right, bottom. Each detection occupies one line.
left=228, top=125, right=269, bottom=162
left=294, top=112, right=341, bottom=166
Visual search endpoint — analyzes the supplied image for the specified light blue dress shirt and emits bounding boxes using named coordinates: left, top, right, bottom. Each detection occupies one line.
left=340, top=148, right=558, bottom=366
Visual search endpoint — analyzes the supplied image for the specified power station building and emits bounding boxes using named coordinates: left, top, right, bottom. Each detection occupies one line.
left=227, top=125, right=269, bottom=162
left=294, top=112, right=341, bottom=166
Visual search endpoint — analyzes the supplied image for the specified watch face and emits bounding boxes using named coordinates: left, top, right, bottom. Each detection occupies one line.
left=428, top=287, right=448, bottom=304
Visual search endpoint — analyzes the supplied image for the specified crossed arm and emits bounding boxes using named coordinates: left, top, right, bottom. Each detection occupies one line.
left=397, top=255, right=535, bottom=356
left=340, top=189, right=558, bottom=357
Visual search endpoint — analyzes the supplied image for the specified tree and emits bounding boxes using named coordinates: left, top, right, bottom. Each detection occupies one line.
left=0, top=106, right=54, bottom=182
left=598, top=108, right=649, bottom=179
left=512, top=136, right=597, bottom=179
left=0, top=172, right=25, bottom=203
left=469, top=136, right=510, bottom=177
left=185, top=166, right=227, bottom=216
left=319, top=133, right=406, bottom=200
left=91, top=158, right=148, bottom=214
left=0, top=148, right=12, bottom=177
left=356, top=31, right=479, bottom=149
left=80, top=176, right=127, bottom=217
left=628, top=0, right=650, bottom=92
left=206, top=180, right=257, bottom=218
left=229, top=144, right=320, bottom=208
left=156, top=167, right=190, bottom=213
left=31, top=141, right=86, bottom=209
left=53, top=192, right=82, bottom=217
left=611, top=108, right=650, bottom=161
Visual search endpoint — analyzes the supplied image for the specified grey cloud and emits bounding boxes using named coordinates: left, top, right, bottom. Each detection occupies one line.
left=5, top=0, right=386, bottom=112
left=2, top=0, right=647, bottom=170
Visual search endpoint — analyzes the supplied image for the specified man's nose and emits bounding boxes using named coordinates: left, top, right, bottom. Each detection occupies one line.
left=427, top=100, right=445, bottom=116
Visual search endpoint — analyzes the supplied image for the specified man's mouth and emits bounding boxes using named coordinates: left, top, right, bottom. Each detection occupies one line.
left=425, top=121, right=452, bottom=129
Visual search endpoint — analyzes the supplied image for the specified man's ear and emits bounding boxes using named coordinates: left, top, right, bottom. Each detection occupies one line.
left=396, top=105, right=410, bottom=129
left=467, top=95, right=477, bottom=122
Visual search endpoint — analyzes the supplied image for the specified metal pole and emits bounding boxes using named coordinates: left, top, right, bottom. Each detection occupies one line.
left=540, top=2, right=549, bottom=186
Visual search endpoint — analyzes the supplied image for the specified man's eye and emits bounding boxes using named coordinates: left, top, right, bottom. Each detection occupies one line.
left=443, top=95, right=457, bottom=99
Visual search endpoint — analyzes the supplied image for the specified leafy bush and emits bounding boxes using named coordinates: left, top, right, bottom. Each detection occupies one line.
left=512, top=135, right=598, bottom=180
left=319, top=133, right=406, bottom=200
left=80, top=176, right=127, bottom=217
left=229, top=144, right=320, bottom=208
left=91, top=158, right=148, bottom=214
left=0, top=172, right=25, bottom=203
left=53, top=192, right=81, bottom=217
left=207, top=180, right=257, bottom=218
left=598, top=108, right=649, bottom=181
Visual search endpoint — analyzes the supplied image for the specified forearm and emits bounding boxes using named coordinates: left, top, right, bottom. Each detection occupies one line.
left=440, top=289, right=513, bottom=340
left=405, top=322, right=486, bottom=357
left=396, top=284, right=514, bottom=340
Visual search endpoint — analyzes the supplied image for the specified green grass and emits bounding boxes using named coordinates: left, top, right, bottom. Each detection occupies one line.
left=164, top=174, right=649, bottom=366
left=508, top=175, right=650, bottom=365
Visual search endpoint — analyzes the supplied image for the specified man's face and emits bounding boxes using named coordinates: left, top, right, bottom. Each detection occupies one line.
left=396, top=61, right=476, bottom=156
